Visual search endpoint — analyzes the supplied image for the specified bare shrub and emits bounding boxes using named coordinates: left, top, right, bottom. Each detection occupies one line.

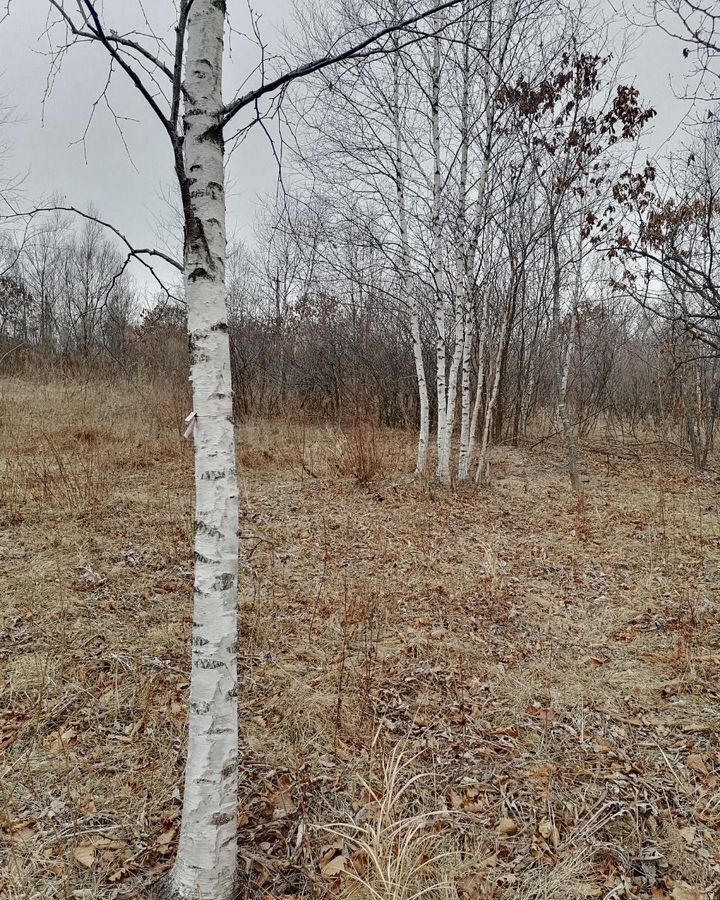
left=338, top=420, right=385, bottom=485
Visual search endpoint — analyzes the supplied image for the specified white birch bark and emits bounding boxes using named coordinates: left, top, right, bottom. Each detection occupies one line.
left=171, top=2, right=239, bottom=897
left=457, top=3, right=495, bottom=479
left=457, top=89, right=493, bottom=477
left=431, top=30, right=448, bottom=482
left=558, top=308, right=579, bottom=488
left=551, top=221, right=581, bottom=494
left=442, top=312, right=465, bottom=479
left=460, top=273, right=490, bottom=479
left=457, top=285, right=474, bottom=478
left=475, top=289, right=514, bottom=484
left=457, top=173, right=490, bottom=478
left=440, top=21, right=471, bottom=481
left=393, top=38, right=429, bottom=475
left=410, top=289, right=430, bottom=474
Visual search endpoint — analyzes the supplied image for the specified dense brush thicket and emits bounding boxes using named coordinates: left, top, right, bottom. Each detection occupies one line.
left=3, top=251, right=719, bottom=472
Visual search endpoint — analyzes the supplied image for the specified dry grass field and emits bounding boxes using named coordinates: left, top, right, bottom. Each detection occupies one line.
left=1, top=374, right=720, bottom=900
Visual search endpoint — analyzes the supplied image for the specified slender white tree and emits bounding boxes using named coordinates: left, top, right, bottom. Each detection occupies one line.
left=430, top=26, right=450, bottom=481
left=392, top=30, right=430, bottom=473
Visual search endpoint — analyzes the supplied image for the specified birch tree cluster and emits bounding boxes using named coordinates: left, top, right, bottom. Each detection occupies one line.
left=221, top=0, right=719, bottom=477
left=213, top=0, right=712, bottom=479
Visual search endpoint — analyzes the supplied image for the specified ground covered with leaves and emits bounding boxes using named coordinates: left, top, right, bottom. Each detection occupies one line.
left=1, top=375, right=720, bottom=900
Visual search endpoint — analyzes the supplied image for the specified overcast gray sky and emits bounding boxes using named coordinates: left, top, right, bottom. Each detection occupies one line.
left=0, top=1, right=695, bottom=293
left=0, top=1, right=295, bottom=290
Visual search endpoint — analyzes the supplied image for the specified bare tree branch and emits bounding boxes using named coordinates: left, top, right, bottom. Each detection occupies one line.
left=2, top=204, right=183, bottom=271
left=49, top=0, right=176, bottom=81
left=217, top=0, right=480, bottom=130
left=47, top=0, right=176, bottom=140
left=170, top=0, right=193, bottom=130
left=1, top=203, right=183, bottom=310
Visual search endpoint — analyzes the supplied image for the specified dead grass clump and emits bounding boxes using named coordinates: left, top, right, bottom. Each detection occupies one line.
left=239, top=446, right=278, bottom=470
left=317, top=747, right=472, bottom=900
left=39, top=434, right=110, bottom=511
left=482, top=545, right=506, bottom=601
left=0, top=459, right=26, bottom=525
left=236, top=418, right=315, bottom=475
left=127, top=372, right=192, bottom=438
left=0, top=435, right=111, bottom=518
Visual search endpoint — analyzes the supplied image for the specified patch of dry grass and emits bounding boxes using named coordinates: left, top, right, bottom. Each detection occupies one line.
left=1, top=374, right=720, bottom=900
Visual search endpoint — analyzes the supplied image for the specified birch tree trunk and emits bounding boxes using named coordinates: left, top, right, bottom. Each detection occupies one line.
left=459, top=272, right=489, bottom=479
left=557, top=308, right=580, bottom=490
left=457, top=3, right=495, bottom=480
left=431, top=30, right=449, bottom=483
left=457, top=285, right=474, bottom=478
left=411, top=293, right=430, bottom=474
left=551, top=221, right=581, bottom=494
left=475, top=286, right=514, bottom=484
left=442, top=313, right=465, bottom=479
left=171, top=2, right=239, bottom=897
left=440, top=19, right=471, bottom=481
left=393, top=37, right=429, bottom=475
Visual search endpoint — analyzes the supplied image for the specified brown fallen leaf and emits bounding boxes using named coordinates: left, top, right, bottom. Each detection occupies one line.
left=497, top=817, right=519, bottom=836
left=449, top=786, right=486, bottom=813
left=169, top=701, right=185, bottom=721
left=155, top=826, right=177, bottom=854
left=527, top=763, right=557, bottom=785
left=145, top=859, right=173, bottom=879
left=109, top=866, right=132, bottom=883
left=350, top=850, right=369, bottom=877
left=592, top=736, right=614, bottom=753
left=538, top=818, right=560, bottom=847
left=73, top=842, right=96, bottom=869
left=0, top=729, right=18, bottom=751
left=679, top=825, right=696, bottom=845
left=269, top=782, right=296, bottom=817
left=80, top=795, right=96, bottom=816
left=456, top=872, right=486, bottom=898
left=687, top=754, right=709, bottom=776
left=671, top=883, right=702, bottom=900
left=321, top=853, right=348, bottom=877
left=6, top=822, right=38, bottom=847
left=49, top=729, right=77, bottom=753
left=525, top=705, right=556, bottom=725
left=160, top=804, right=181, bottom=823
